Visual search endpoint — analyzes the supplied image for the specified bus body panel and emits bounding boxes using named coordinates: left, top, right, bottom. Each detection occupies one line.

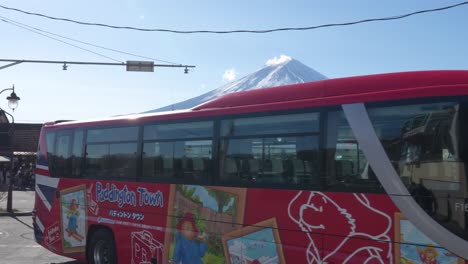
left=36, top=177, right=410, bottom=263
left=33, top=71, right=468, bottom=263
left=35, top=177, right=468, bottom=263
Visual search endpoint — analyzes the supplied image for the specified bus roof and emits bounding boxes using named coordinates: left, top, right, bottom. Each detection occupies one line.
left=45, top=70, right=468, bottom=129
left=194, top=70, right=468, bottom=110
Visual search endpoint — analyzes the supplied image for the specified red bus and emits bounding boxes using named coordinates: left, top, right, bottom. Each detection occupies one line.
left=33, top=70, right=468, bottom=264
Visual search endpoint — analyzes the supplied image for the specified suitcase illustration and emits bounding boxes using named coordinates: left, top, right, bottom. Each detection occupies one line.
left=132, top=230, right=163, bottom=264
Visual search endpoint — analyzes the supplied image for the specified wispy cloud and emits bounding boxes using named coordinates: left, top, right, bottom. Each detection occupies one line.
left=265, top=55, right=292, bottom=66
left=222, top=68, right=237, bottom=82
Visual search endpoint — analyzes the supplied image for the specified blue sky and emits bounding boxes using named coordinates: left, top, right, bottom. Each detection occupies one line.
left=0, top=0, right=467, bottom=122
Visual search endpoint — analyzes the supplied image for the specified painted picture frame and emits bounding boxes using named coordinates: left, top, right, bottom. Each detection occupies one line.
left=164, top=184, right=247, bottom=264
left=394, top=213, right=463, bottom=264
left=59, top=184, right=87, bottom=254
left=222, top=217, right=286, bottom=264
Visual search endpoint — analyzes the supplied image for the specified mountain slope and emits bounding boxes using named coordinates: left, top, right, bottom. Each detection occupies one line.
left=146, top=57, right=327, bottom=112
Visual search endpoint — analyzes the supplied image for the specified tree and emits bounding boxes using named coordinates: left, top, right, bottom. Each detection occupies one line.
left=178, top=185, right=195, bottom=199
left=178, top=185, right=202, bottom=204
left=207, top=189, right=232, bottom=213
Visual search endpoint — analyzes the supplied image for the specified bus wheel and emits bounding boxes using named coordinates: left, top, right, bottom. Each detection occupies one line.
left=87, top=228, right=117, bottom=264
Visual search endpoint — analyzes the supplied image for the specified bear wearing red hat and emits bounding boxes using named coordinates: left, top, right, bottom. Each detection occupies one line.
left=170, top=212, right=207, bottom=264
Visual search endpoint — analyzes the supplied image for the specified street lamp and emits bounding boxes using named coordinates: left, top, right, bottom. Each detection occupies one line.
left=6, top=86, right=20, bottom=111
left=0, top=85, right=20, bottom=111
left=0, top=85, right=21, bottom=213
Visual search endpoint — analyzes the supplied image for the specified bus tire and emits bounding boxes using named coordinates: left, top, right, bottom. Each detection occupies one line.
left=87, top=228, right=117, bottom=264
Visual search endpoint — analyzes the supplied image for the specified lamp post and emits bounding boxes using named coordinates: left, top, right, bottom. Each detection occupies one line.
left=0, top=85, right=20, bottom=213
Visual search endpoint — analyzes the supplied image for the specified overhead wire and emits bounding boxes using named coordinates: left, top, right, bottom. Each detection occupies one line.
left=0, top=2, right=467, bottom=34
left=0, top=15, right=180, bottom=65
left=0, top=16, right=122, bottom=63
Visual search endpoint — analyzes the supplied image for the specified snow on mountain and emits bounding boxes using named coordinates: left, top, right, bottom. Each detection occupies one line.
left=145, top=56, right=327, bottom=112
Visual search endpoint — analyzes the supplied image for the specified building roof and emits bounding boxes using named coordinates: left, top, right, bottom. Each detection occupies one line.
left=13, top=123, right=42, bottom=152
left=0, top=120, right=42, bottom=156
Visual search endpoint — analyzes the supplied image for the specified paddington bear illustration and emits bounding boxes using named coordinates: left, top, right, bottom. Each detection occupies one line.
left=288, top=191, right=392, bottom=264
left=169, top=212, right=207, bottom=264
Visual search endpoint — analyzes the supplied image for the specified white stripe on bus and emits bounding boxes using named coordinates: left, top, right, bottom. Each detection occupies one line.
left=35, top=186, right=51, bottom=211
left=342, top=102, right=468, bottom=260
left=35, top=175, right=59, bottom=188
left=35, top=216, right=45, bottom=233
left=36, top=164, right=49, bottom=171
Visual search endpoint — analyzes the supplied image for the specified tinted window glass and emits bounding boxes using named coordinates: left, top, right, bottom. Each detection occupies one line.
left=71, top=130, right=84, bottom=177
left=109, top=143, right=137, bottom=177
left=325, top=111, right=383, bottom=193
left=368, top=100, right=467, bottom=240
left=87, top=127, right=138, bottom=142
left=46, top=131, right=55, bottom=162
left=142, top=140, right=212, bottom=183
left=220, top=136, right=319, bottom=187
left=221, top=113, right=319, bottom=137
left=53, top=132, right=72, bottom=177
left=85, top=143, right=137, bottom=178
left=368, top=101, right=462, bottom=190
left=219, top=112, right=320, bottom=188
left=144, top=121, right=213, bottom=140
left=86, top=144, right=108, bottom=178
left=56, top=134, right=71, bottom=159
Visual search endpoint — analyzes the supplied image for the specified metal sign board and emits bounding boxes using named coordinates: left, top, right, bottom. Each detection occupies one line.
left=126, top=61, right=154, bottom=72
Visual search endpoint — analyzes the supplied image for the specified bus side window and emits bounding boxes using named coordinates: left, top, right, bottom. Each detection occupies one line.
left=71, top=129, right=84, bottom=178
left=85, top=144, right=109, bottom=178
left=85, top=142, right=138, bottom=179
left=45, top=131, right=56, bottom=175
left=48, top=129, right=84, bottom=178
left=142, top=121, right=213, bottom=184
left=220, top=136, right=320, bottom=187
left=219, top=112, right=320, bottom=188
left=84, top=126, right=139, bottom=179
left=219, top=139, right=250, bottom=183
left=142, top=140, right=212, bottom=183
left=367, top=101, right=463, bottom=218
left=325, top=111, right=383, bottom=193
left=54, top=130, right=73, bottom=178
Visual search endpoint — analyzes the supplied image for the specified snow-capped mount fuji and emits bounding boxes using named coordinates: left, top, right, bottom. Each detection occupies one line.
left=145, top=56, right=327, bottom=112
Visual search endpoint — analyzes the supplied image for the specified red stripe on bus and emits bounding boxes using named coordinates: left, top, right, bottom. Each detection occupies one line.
left=35, top=168, right=50, bottom=176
